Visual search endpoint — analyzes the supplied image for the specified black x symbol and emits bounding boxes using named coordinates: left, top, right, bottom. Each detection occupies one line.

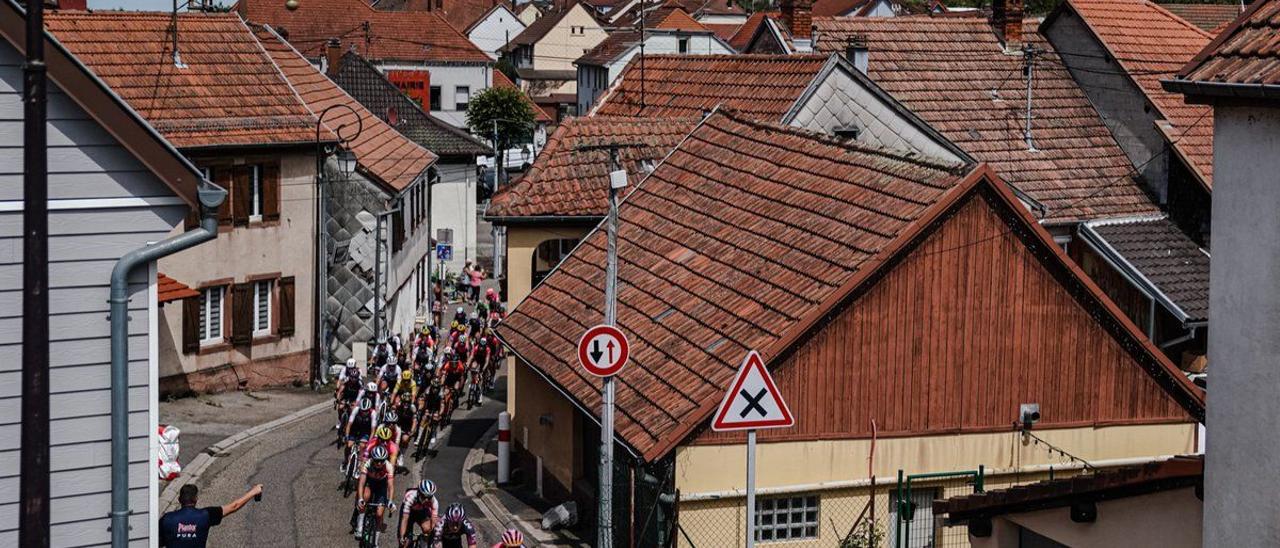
left=739, top=388, right=767, bottom=418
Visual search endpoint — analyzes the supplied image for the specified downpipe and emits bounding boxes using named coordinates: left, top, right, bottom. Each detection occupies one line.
left=108, top=183, right=225, bottom=547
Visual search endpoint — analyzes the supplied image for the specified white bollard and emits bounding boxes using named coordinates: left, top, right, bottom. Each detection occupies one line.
left=497, top=411, right=511, bottom=484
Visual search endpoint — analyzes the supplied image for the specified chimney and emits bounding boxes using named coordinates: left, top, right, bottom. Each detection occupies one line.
left=845, top=34, right=868, bottom=74
left=779, top=0, right=813, bottom=40
left=991, top=0, right=1023, bottom=53
left=55, top=0, right=87, bottom=9
left=325, top=38, right=343, bottom=77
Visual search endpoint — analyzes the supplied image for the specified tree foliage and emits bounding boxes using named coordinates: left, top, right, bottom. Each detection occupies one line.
left=465, top=86, right=537, bottom=151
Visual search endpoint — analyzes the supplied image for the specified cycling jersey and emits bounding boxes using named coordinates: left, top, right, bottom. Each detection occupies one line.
left=400, top=491, right=439, bottom=521
left=396, top=403, right=416, bottom=433
left=443, top=361, right=465, bottom=386
left=423, top=389, right=443, bottom=414
left=347, top=408, right=375, bottom=439
left=393, top=378, right=417, bottom=400
left=339, top=370, right=362, bottom=401
left=435, top=518, right=477, bottom=548
left=362, top=438, right=399, bottom=461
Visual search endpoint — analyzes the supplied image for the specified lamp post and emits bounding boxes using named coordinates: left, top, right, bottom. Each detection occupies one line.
left=314, top=104, right=361, bottom=386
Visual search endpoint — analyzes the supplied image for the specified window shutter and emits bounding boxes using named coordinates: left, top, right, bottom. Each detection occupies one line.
left=392, top=208, right=405, bottom=253
left=279, top=276, right=296, bottom=337
left=263, top=162, right=281, bottom=221
left=182, top=296, right=200, bottom=353
left=183, top=208, right=198, bottom=231
left=216, top=168, right=234, bottom=225
left=232, top=167, right=251, bottom=226
left=231, top=282, right=253, bottom=345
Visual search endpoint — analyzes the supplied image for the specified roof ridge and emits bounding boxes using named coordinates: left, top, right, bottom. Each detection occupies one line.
left=246, top=21, right=333, bottom=140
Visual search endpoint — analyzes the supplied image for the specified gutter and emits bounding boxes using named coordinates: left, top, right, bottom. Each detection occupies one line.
left=483, top=214, right=605, bottom=225
left=1161, top=79, right=1280, bottom=102
left=109, top=182, right=226, bottom=548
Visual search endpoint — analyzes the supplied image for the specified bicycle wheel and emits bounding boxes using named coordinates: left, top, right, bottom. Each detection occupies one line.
left=342, top=451, right=357, bottom=498
left=360, top=511, right=377, bottom=548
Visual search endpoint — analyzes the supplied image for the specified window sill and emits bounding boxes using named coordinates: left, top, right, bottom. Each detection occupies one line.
left=196, top=341, right=232, bottom=355
left=253, top=333, right=281, bottom=345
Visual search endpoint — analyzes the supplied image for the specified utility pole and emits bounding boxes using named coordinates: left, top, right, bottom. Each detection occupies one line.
left=21, top=0, right=50, bottom=544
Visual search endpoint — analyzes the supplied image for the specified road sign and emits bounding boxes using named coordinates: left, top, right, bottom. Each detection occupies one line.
left=435, top=243, right=452, bottom=261
left=577, top=324, right=629, bottom=377
left=711, top=350, right=794, bottom=431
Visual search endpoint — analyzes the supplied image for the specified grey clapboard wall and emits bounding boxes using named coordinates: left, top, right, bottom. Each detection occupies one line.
left=0, top=42, right=187, bottom=546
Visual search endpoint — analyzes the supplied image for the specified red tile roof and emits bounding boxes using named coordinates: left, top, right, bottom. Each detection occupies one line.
left=497, top=109, right=975, bottom=459
left=486, top=116, right=698, bottom=218
left=814, top=15, right=1162, bottom=223
left=591, top=53, right=829, bottom=119
left=727, top=11, right=775, bottom=51
left=493, top=70, right=554, bottom=123
left=44, top=11, right=326, bottom=149
left=1057, top=0, right=1215, bottom=189
left=253, top=25, right=436, bottom=192
left=1169, top=0, right=1280, bottom=95
left=1161, top=3, right=1243, bottom=33
left=370, top=0, right=513, bottom=35
left=237, top=0, right=492, bottom=64
left=157, top=273, right=200, bottom=303
left=813, top=0, right=870, bottom=17
left=705, top=22, right=741, bottom=43
left=579, top=7, right=712, bottom=65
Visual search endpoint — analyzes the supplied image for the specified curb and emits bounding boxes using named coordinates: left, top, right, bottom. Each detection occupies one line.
left=461, top=422, right=559, bottom=547
left=159, top=399, right=332, bottom=512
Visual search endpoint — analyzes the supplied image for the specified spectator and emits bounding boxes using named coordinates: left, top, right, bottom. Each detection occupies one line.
left=460, top=262, right=473, bottom=303
left=159, top=483, right=262, bottom=547
left=469, top=265, right=484, bottom=303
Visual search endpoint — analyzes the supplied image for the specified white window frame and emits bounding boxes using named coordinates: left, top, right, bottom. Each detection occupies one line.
left=249, top=164, right=263, bottom=222
left=253, top=279, right=273, bottom=335
left=754, top=494, right=819, bottom=543
left=200, top=286, right=224, bottom=344
left=455, top=86, right=471, bottom=111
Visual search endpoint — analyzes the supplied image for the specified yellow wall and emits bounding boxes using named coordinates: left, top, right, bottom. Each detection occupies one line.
left=994, top=487, right=1201, bottom=548
left=674, top=423, right=1196, bottom=495
left=533, top=3, right=608, bottom=77
left=511, top=358, right=581, bottom=493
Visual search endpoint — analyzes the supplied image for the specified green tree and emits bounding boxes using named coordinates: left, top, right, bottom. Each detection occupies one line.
left=466, top=86, right=537, bottom=181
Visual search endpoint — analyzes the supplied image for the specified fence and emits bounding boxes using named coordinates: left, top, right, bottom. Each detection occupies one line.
left=891, top=469, right=983, bottom=548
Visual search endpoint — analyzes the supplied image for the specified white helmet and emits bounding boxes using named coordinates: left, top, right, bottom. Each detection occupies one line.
left=346, top=358, right=357, bottom=368
left=366, top=382, right=377, bottom=392
left=456, top=307, right=465, bottom=315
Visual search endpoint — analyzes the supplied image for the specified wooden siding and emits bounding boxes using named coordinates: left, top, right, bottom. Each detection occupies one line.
left=695, top=189, right=1191, bottom=445
left=0, top=43, right=186, bottom=546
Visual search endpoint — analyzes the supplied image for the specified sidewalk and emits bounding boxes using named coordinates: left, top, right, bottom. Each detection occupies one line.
left=160, top=386, right=330, bottom=468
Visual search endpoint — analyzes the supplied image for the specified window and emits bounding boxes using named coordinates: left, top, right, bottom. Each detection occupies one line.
left=455, top=86, right=471, bottom=111
left=754, top=494, right=819, bottom=542
left=571, top=25, right=584, bottom=35
left=429, top=86, right=442, bottom=111
left=199, top=286, right=224, bottom=344
left=249, top=164, right=264, bottom=221
left=253, top=280, right=273, bottom=335
left=678, top=37, right=689, bottom=53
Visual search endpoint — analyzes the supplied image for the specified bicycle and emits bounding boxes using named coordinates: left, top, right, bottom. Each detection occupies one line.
left=357, top=500, right=393, bottom=548
left=342, top=444, right=362, bottom=498
left=465, top=367, right=483, bottom=410
left=400, top=530, right=433, bottom=548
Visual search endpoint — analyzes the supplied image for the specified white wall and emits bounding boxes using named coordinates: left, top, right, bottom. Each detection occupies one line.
left=377, top=63, right=491, bottom=128
left=469, top=6, right=527, bottom=60
left=606, top=33, right=731, bottom=82
left=432, top=161, right=479, bottom=274
left=1203, top=104, right=1280, bottom=546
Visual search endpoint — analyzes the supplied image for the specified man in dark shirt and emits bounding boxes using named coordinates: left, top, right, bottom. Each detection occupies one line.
left=159, top=483, right=262, bottom=547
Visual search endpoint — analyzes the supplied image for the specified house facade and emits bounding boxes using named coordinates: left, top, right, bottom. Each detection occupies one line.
left=46, top=11, right=328, bottom=395
left=496, top=110, right=1204, bottom=545
left=502, top=1, right=608, bottom=117
left=467, top=3, right=527, bottom=59
left=0, top=1, right=220, bottom=543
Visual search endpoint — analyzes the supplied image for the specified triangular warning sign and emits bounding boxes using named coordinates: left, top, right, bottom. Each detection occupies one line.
left=711, top=350, right=795, bottom=432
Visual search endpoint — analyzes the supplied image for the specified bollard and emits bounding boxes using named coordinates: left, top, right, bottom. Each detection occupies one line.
left=498, top=411, right=511, bottom=484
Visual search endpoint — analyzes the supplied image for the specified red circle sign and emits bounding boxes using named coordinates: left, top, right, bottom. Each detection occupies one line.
left=577, top=325, right=630, bottom=377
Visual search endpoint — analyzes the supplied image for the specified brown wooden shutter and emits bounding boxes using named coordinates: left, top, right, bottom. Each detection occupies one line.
left=278, top=276, right=296, bottom=337
left=262, top=162, right=281, bottom=222
left=216, top=168, right=234, bottom=225
left=392, top=208, right=405, bottom=253
left=182, top=296, right=200, bottom=353
left=231, top=282, right=253, bottom=345
left=232, top=167, right=251, bottom=226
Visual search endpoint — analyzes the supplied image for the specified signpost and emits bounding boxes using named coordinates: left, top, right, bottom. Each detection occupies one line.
left=435, top=243, right=452, bottom=262
left=712, top=350, right=795, bottom=548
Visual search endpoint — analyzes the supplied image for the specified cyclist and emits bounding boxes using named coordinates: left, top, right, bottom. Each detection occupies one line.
left=343, top=396, right=377, bottom=470
left=364, top=424, right=400, bottom=475
left=392, top=369, right=418, bottom=407
left=484, top=287, right=501, bottom=310
left=452, top=306, right=466, bottom=327
left=334, top=358, right=363, bottom=429
left=394, top=398, right=416, bottom=467
left=378, top=357, right=403, bottom=396
left=419, top=378, right=445, bottom=447
left=467, top=312, right=483, bottom=336
left=398, top=479, right=439, bottom=547
left=352, top=445, right=395, bottom=540
left=434, top=503, right=477, bottom=548
left=492, top=529, right=525, bottom=548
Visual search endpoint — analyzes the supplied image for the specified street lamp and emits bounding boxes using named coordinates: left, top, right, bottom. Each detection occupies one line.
left=314, top=104, right=362, bottom=387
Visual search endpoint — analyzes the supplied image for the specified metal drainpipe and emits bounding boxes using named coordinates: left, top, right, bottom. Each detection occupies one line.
left=108, top=182, right=225, bottom=548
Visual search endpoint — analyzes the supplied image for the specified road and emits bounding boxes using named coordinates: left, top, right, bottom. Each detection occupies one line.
left=193, top=368, right=509, bottom=547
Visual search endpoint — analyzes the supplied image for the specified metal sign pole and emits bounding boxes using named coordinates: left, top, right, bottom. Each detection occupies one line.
left=746, top=429, right=756, bottom=548
left=598, top=150, right=621, bottom=548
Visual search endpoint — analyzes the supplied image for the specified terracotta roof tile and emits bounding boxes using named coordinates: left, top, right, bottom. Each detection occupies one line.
left=370, top=0, right=513, bottom=34
left=591, top=53, right=829, bottom=119
left=704, top=22, right=742, bottom=43
left=579, top=6, right=712, bottom=65
left=1162, top=3, right=1243, bottom=33
left=45, top=11, right=325, bottom=149
left=486, top=116, right=698, bottom=218
left=727, top=11, right=775, bottom=51
left=1172, top=0, right=1280, bottom=91
left=1062, top=0, right=1215, bottom=188
left=253, top=25, right=436, bottom=191
left=238, top=0, right=492, bottom=63
left=158, top=273, right=200, bottom=303
left=1086, top=216, right=1210, bottom=322
left=497, top=109, right=971, bottom=458
left=813, top=0, right=870, bottom=17
left=814, top=15, right=1162, bottom=223
left=492, top=70, right=554, bottom=123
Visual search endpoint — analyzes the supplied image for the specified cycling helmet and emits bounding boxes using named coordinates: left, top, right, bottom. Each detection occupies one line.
left=444, top=503, right=465, bottom=523
left=358, top=398, right=374, bottom=411
left=443, top=347, right=453, bottom=356
left=479, top=337, right=487, bottom=346
left=382, top=410, right=399, bottom=424
left=401, top=370, right=413, bottom=380
left=456, top=307, right=464, bottom=315
left=469, top=312, right=479, bottom=320
left=501, top=529, right=524, bottom=547
left=366, top=382, right=378, bottom=392
left=346, top=358, right=357, bottom=368
left=370, top=445, right=389, bottom=462
left=374, top=425, right=394, bottom=441
left=417, top=479, right=437, bottom=497
left=486, top=287, right=496, bottom=297
left=388, top=355, right=398, bottom=366
left=431, top=377, right=442, bottom=388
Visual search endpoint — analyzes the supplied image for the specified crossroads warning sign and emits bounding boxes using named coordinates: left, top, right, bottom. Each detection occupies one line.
left=711, top=350, right=794, bottom=431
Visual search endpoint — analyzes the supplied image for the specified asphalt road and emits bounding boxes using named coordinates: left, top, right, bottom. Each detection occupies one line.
left=192, top=370, right=508, bottom=547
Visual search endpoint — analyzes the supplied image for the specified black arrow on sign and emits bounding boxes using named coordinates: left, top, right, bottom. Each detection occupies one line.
left=590, top=339, right=604, bottom=363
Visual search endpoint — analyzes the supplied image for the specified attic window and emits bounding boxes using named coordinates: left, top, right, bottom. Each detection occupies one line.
left=833, top=125, right=860, bottom=140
